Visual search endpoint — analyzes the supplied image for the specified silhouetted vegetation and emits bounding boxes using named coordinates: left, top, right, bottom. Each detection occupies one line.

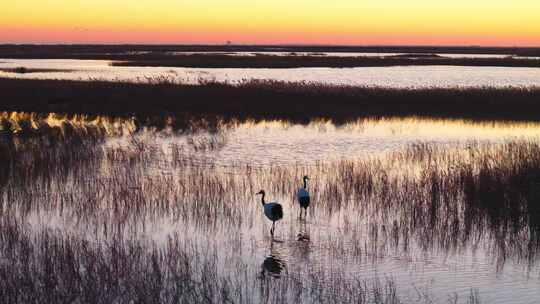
left=1, top=78, right=540, bottom=126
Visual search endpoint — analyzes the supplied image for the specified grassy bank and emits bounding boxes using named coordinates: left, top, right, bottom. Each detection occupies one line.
left=1, top=78, right=540, bottom=124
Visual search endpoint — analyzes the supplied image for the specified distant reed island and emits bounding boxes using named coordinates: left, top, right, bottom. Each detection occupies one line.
left=110, top=54, right=540, bottom=68
left=1, top=44, right=540, bottom=68
left=1, top=78, right=539, bottom=124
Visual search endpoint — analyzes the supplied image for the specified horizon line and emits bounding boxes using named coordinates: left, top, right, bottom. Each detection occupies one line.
left=2, top=43, right=540, bottom=49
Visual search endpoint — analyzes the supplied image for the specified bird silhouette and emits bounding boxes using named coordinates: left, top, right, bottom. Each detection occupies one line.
left=256, top=190, right=283, bottom=238
left=297, top=175, right=310, bottom=219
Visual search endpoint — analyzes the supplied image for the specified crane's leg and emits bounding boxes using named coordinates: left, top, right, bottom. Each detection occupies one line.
left=298, top=208, right=302, bottom=219
left=271, top=221, right=275, bottom=237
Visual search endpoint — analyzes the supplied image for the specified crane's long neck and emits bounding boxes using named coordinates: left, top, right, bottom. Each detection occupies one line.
left=303, top=178, right=307, bottom=189
left=260, top=193, right=266, bottom=206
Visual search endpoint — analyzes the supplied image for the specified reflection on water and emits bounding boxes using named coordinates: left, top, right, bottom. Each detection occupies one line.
left=149, top=118, right=540, bottom=166
left=297, top=220, right=311, bottom=242
left=2, top=58, right=540, bottom=88
left=262, top=255, right=286, bottom=278
left=1, top=115, right=540, bottom=303
left=261, top=243, right=287, bottom=278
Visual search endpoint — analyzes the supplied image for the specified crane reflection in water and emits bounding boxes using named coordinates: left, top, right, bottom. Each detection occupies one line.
left=261, top=243, right=287, bottom=279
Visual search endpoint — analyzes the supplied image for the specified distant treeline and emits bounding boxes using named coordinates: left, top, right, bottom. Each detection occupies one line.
left=1, top=78, right=539, bottom=125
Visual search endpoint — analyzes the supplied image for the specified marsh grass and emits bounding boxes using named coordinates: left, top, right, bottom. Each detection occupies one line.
left=1, top=115, right=539, bottom=302
left=2, top=78, right=540, bottom=123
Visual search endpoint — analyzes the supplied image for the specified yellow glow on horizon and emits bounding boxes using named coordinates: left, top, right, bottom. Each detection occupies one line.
left=1, top=0, right=539, bottom=45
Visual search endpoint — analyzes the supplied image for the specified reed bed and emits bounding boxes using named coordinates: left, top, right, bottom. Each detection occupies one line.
left=1, top=115, right=538, bottom=302
left=2, top=78, right=540, bottom=123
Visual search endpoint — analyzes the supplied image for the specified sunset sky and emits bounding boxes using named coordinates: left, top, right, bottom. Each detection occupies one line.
left=1, top=0, right=539, bottom=46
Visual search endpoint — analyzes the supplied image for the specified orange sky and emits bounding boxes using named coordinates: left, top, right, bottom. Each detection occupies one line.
left=1, top=0, right=539, bottom=46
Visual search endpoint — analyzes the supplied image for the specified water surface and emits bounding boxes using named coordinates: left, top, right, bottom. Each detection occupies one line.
left=145, top=118, right=540, bottom=166
left=1, top=58, right=540, bottom=88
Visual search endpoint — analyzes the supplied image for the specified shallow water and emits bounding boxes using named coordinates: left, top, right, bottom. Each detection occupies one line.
left=137, top=118, right=540, bottom=166
left=3, top=115, right=540, bottom=303
left=1, top=58, right=540, bottom=88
